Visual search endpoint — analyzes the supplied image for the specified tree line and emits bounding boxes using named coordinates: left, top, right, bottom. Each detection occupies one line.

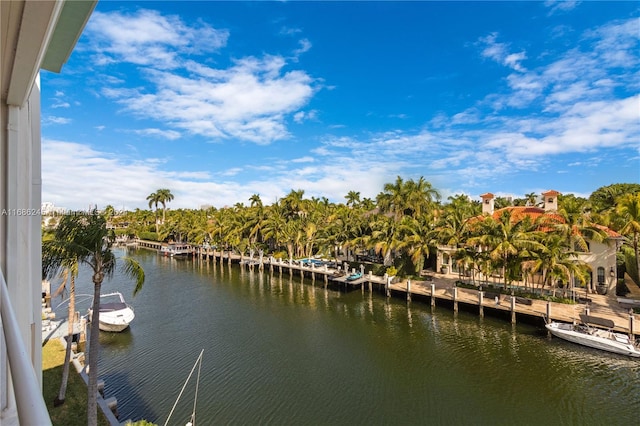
left=104, top=180, right=640, bottom=291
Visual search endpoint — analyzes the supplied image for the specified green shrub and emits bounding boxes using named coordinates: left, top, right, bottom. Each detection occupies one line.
left=272, top=251, right=288, bottom=259
left=617, top=279, right=630, bottom=297
left=138, top=231, right=159, bottom=241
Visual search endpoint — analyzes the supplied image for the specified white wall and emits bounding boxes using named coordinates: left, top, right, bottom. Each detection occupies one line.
left=0, top=74, right=43, bottom=415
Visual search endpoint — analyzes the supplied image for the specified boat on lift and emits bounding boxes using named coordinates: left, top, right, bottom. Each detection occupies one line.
left=546, top=314, right=640, bottom=357
left=89, top=292, right=135, bottom=332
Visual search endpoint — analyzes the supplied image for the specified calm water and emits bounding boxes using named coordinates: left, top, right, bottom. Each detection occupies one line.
left=61, top=248, right=640, bottom=425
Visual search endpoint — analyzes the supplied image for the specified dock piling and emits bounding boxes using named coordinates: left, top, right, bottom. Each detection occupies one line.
left=546, top=301, right=551, bottom=323
left=430, top=284, right=435, bottom=307
left=453, top=287, right=458, bottom=312
left=478, top=291, right=484, bottom=318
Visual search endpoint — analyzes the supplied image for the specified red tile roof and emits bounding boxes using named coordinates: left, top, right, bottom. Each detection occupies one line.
left=478, top=206, right=621, bottom=238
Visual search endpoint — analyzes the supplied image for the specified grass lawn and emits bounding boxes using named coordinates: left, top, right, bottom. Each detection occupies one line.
left=42, top=338, right=110, bottom=426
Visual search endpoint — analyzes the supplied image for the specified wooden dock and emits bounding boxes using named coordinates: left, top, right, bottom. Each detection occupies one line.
left=132, top=240, right=639, bottom=336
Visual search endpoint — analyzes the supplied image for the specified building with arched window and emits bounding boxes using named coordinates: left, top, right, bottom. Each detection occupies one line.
left=436, top=190, right=623, bottom=296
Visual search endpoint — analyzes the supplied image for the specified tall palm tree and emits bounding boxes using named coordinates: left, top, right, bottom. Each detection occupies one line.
left=42, top=212, right=145, bottom=426
left=404, top=176, right=440, bottom=218
left=617, top=193, right=640, bottom=285
left=377, top=176, right=407, bottom=221
left=554, top=197, right=607, bottom=291
left=525, top=192, right=538, bottom=207
left=146, top=191, right=161, bottom=233
left=42, top=256, right=78, bottom=407
left=345, top=190, right=361, bottom=208
left=249, top=193, right=263, bottom=208
left=468, top=210, right=544, bottom=290
left=156, top=188, right=174, bottom=224
left=281, top=189, right=307, bottom=219
left=369, top=215, right=401, bottom=266
left=397, top=214, right=436, bottom=274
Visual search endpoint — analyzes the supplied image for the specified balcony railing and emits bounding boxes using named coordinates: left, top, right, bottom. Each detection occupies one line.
left=1, top=268, right=52, bottom=425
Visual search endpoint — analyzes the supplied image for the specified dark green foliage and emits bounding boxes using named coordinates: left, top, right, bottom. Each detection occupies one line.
left=138, top=231, right=160, bottom=241
left=616, top=280, right=630, bottom=297
left=589, top=183, right=640, bottom=213
left=624, top=248, right=639, bottom=286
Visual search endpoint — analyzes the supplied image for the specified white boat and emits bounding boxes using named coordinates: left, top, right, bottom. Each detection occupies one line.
left=160, top=243, right=193, bottom=257
left=89, top=292, right=135, bottom=332
left=546, top=314, right=640, bottom=357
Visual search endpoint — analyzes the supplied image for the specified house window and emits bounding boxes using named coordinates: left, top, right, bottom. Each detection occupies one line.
left=574, top=241, right=590, bottom=252
left=597, top=267, right=605, bottom=284
left=484, top=199, right=489, bottom=204
left=548, top=198, right=553, bottom=203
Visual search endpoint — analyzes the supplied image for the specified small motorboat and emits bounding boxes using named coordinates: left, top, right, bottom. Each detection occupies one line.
left=346, top=272, right=363, bottom=281
left=545, top=314, right=640, bottom=357
left=89, top=292, right=135, bottom=332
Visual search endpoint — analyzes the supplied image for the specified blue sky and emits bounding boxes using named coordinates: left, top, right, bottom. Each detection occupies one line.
left=41, top=1, right=639, bottom=210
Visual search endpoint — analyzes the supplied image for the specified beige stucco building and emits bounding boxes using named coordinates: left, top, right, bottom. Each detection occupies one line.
left=437, top=190, right=622, bottom=295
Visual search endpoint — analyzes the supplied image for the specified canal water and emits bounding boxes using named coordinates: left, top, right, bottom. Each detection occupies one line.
left=60, top=248, right=640, bottom=425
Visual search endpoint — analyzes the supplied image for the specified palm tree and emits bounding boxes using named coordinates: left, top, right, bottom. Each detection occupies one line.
left=525, top=192, right=538, bottom=206
left=617, top=193, right=640, bottom=285
left=468, top=210, right=544, bottom=290
left=249, top=193, right=263, bottom=208
left=377, top=176, right=407, bottom=221
left=368, top=215, right=401, bottom=267
left=42, top=211, right=145, bottom=426
left=345, top=190, right=361, bottom=208
left=397, top=214, right=436, bottom=274
left=41, top=253, right=78, bottom=407
left=146, top=191, right=161, bottom=233
left=554, top=197, right=607, bottom=292
left=156, top=188, right=174, bottom=224
left=404, top=176, right=440, bottom=218
left=281, top=189, right=307, bottom=219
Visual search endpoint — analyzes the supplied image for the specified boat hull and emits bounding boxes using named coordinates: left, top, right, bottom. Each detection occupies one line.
left=98, top=308, right=135, bottom=332
left=546, top=322, right=640, bottom=357
left=89, top=292, right=135, bottom=332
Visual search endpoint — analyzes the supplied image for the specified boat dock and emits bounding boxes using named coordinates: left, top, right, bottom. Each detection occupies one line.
left=132, top=240, right=639, bottom=337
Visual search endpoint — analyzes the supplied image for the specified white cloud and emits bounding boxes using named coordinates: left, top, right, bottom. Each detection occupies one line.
left=42, top=11, right=638, bottom=210
left=103, top=55, right=316, bottom=144
left=291, top=156, right=315, bottom=163
left=85, top=10, right=319, bottom=145
left=133, top=128, right=182, bottom=140
left=43, top=116, right=71, bottom=125
left=293, top=110, right=318, bottom=123
left=544, top=1, right=581, bottom=15
left=479, top=32, right=527, bottom=72
left=293, top=38, right=312, bottom=58
left=86, top=9, right=229, bottom=69
left=280, top=26, right=302, bottom=36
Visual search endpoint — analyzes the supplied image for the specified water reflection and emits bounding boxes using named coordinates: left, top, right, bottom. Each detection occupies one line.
left=78, top=250, right=640, bottom=424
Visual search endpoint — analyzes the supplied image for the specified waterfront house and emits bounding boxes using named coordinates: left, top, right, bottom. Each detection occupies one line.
left=1, top=1, right=97, bottom=424
left=437, top=190, right=623, bottom=295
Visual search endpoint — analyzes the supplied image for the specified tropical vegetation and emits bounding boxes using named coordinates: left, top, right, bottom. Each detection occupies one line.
left=101, top=181, right=640, bottom=295
left=42, top=211, right=146, bottom=426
